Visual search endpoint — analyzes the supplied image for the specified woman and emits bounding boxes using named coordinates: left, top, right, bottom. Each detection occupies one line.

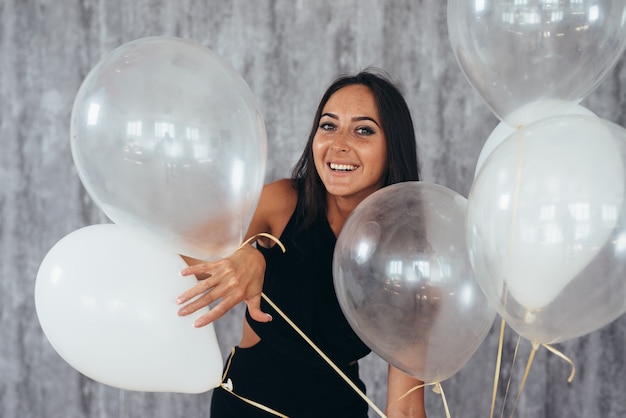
left=177, top=70, right=427, bottom=417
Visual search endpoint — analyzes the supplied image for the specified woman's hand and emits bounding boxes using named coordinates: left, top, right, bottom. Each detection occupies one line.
left=176, top=244, right=272, bottom=327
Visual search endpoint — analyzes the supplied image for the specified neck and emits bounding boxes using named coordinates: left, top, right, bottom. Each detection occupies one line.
left=325, top=194, right=362, bottom=237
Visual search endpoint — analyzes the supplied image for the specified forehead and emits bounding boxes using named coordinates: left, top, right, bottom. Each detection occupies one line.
left=322, top=84, right=379, bottom=118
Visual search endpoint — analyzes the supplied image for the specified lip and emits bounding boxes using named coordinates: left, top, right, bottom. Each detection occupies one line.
left=327, top=162, right=360, bottom=173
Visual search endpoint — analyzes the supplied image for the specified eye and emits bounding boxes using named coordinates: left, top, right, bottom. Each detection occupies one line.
left=319, top=122, right=336, bottom=131
left=356, top=126, right=375, bottom=136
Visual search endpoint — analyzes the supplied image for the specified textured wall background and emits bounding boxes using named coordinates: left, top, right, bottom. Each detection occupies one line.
left=1, top=1, right=625, bottom=417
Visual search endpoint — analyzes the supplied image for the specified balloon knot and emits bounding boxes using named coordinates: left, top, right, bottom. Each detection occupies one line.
left=221, top=378, right=233, bottom=392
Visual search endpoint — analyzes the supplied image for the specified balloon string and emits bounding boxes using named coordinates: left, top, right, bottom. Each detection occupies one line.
left=240, top=232, right=286, bottom=252
left=490, top=318, right=506, bottom=418
left=504, top=136, right=526, bottom=417
left=501, top=333, right=521, bottom=418
left=392, top=381, right=451, bottom=418
left=219, top=348, right=290, bottom=417
left=507, top=341, right=576, bottom=418
left=219, top=385, right=289, bottom=417
left=261, top=292, right=387, bottom=417
left=541, top=343, right=576, bottom=383
left=507, top=134, right=526, bottom=263
left=241, top=233, right=386, bottom=417
left=509, top=341, right=539, bottom=418
left=489, top=321, right=576, bottom=418
left=393, top=383, right=425, bottom=402
left=433, top=383, right=452, bottom=418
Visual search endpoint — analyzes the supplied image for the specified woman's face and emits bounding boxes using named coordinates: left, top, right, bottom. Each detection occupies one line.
left=313, top=84, right=388, bottom=203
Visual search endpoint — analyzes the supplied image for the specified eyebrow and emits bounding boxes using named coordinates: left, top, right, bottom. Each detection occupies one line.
left=321, top=112, right=381, bottom=128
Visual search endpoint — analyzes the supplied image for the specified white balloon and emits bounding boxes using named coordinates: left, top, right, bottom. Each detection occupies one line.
left=468, top=115, right=625, bottom=317
left=35, top=224, right=222, bottom=393
left=474, top=101, right=596, bottom=178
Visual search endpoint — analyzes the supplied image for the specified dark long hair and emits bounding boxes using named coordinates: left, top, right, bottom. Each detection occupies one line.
left=291, top=69, right=421, bottom=225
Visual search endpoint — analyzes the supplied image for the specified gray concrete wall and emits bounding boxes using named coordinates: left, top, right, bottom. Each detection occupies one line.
left=1, top=1, right=625, bottom=417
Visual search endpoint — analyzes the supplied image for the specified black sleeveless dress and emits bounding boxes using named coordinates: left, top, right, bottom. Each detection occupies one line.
left=210, top=186, right=372, bottom=417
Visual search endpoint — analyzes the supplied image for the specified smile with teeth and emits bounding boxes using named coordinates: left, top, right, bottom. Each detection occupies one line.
left=330, top=162, right=358, bottom=172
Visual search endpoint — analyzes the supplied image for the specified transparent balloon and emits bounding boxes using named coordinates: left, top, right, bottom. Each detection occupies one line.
left=448, top=0, right=626, bottom=126
left=35, top=224, right=223, bottom=393
left=467, top=115, right=626, bottom=343
left=334, top=182, right=496, bottom=383
left=71, top=36, right=267, bottom=260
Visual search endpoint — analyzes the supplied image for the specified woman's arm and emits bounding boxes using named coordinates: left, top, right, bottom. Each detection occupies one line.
left=386, top=365, right=427, bottom=418
left=176, top=179, right=297, bottom=327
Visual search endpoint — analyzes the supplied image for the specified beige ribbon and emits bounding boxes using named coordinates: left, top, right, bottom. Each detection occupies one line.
left=542, top=343, right=576, bottom=383
left=394, top=382, right=451, bottom=418
left=502, top=334, right=521, bottom=418
left=510, top=342, right=576, bottom=418
left=490, top=320, right=577, bottom=418
left=219, top=347, right=289, bottom=417
left=490, top=318, right=506, bottom=418
left=490, top=319, right=522, bottom=418
left=238, top=232, right=462, bottom=417
left=240, top=232, right=287, bottom=252
left=229, top=233, right=386, bottom=417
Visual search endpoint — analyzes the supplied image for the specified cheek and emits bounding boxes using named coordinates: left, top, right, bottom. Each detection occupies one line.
left=366, top=148, right=387, bottom=175
left=312, top=138, right=326, bottom=162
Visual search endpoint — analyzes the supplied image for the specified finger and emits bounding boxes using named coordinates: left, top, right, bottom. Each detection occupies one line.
left=177, top=270, right=235, bottom=315
left=246, top=296, right=272, bottom=323
left=180, top=262, right=215, bottom=277
left=176, top=278, right=216, bottom=306
left=177, top=286, right=221, bottom=316
left=192, top=296, right=239, bottom=327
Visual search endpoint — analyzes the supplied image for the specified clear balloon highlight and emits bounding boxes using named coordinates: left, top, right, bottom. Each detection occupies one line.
left=334, top=182, right=496, bottom=383
left=70, top=36, right=267, bottom=260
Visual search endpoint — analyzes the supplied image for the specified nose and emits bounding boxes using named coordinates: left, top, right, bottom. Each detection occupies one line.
left=331, top=130, right=350, bottom=152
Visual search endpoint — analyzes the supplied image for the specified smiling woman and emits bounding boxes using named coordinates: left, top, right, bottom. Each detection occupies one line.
left=176, top=70, right=424, bottom=418
left=313, top=84, right=388, bottom=213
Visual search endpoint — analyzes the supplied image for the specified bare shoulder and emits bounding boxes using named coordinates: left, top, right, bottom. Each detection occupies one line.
left=248, top=178, right=298, bottom=244
left=262, top=178, right=297, bottom=205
